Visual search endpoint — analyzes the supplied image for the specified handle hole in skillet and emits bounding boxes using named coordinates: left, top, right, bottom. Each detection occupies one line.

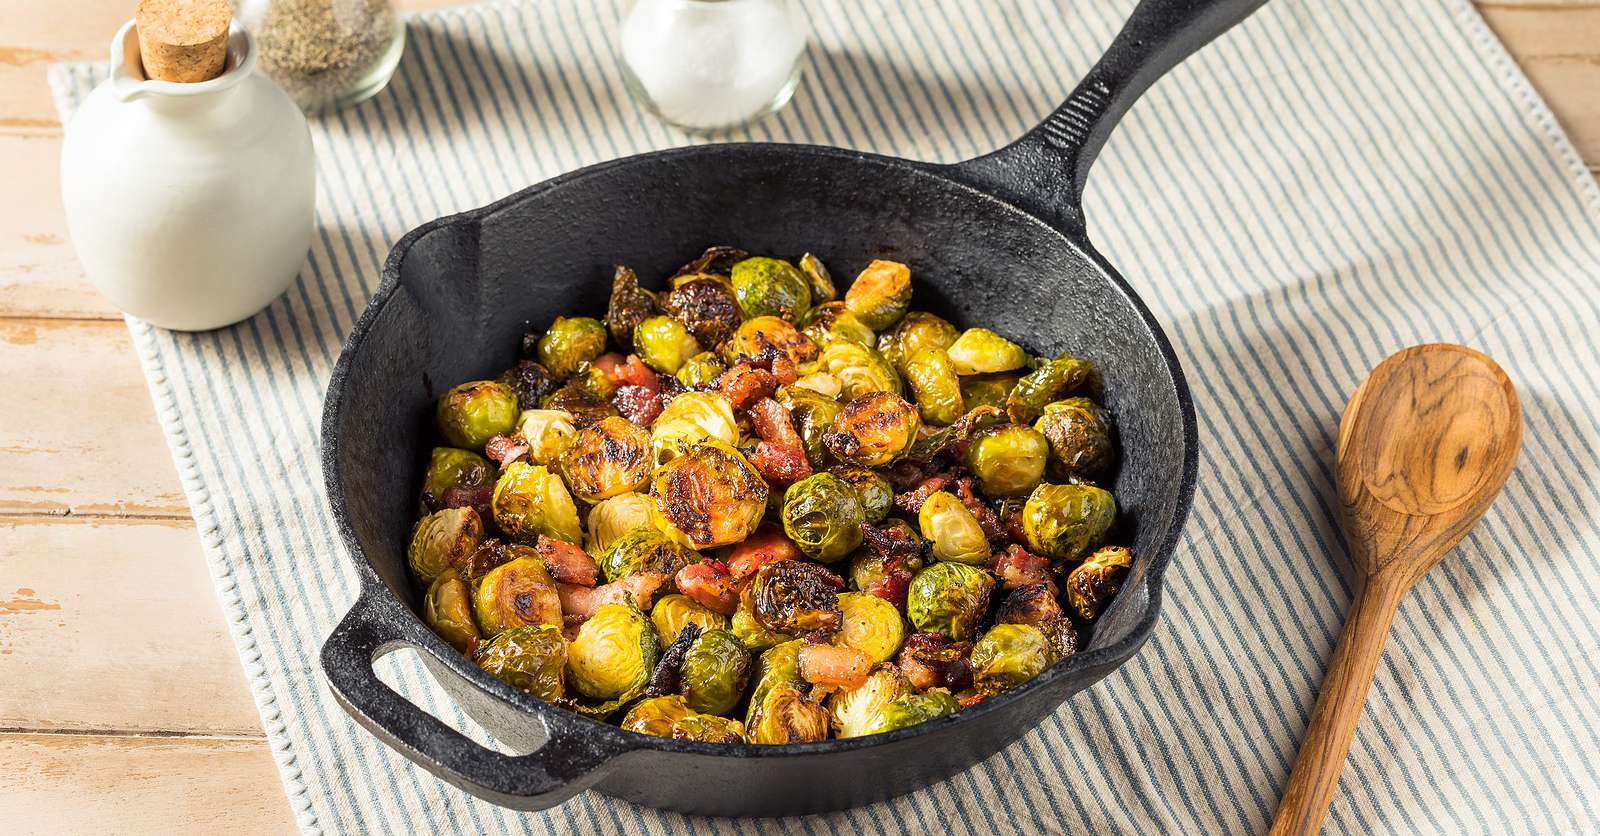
left=374, top=646, right=535, bottom=756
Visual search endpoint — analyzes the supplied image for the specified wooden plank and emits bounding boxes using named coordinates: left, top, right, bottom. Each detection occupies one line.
left=1479, top=4, right=1600, bottom=172
left=0, top=732, right=295, bottom=835
left=0, top=515, right=265, bottom=735
left=0, top=133, right=113, bottom=320
left=0, top=317, right=189, bottom=516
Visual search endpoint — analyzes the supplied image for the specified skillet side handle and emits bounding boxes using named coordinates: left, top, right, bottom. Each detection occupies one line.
left=949, top=0, right=1268, bottom=235
left=321, top=592, right=617, bottom=810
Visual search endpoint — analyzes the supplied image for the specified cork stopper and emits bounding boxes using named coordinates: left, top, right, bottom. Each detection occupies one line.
left=135, top=0, right=232, bottom=83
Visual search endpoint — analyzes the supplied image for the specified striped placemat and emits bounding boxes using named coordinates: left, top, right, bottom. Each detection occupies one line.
left=51, top=0, right=1600, bottom=832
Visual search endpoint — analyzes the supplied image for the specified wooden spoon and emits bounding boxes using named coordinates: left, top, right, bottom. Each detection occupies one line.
left=1270, top=344, right=1521, bottom=835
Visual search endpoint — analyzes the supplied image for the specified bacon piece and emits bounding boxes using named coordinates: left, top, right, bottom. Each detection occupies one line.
left=483, top=433, right=530, bottom=468
left=748, top=397, right=803, bottom=448
left=535, top=535, right=600, bottom=587
left=717, top=363, right=777, bottom=411
left=896, top=632, right=972, bottom=692
left=674, top=560, right=740, bottom=615
left=863, top=569, right=913, bottom=609
left=726, top=524, right=802, bottom=584
left=992, top=544, right=1052, bottom=590
left=883, top=457, right=946, bottom=493
left=954, top=477, right=1005, bottom=542
left=440, top=485, right=493, bottom=522
left=893, top=472, right=955, bottom=516
left=797, top=642, right=872, bottom=689
left=591, top=352, right=628, bottom=381
left=556, top=572, right=668, bottom=626
left=768, top=355, right=798, bottom=385
left=593, top=353, right=660, bottom=392
left=749, top=441, right=813, bottom=486
left=1002, top=502, right=1030, bottom=546
left=612, top=384, right=663, bottom=426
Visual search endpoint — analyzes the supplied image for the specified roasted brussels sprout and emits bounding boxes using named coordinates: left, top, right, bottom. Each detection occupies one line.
left=781, top=473, right=866, bottom=562
left=964, top=424, right=1050, bottom=497
left=827, top=664, right=911, bottom=738
left=679, top=628, right=752, bottom=716
left=818, top=341, right=901, bottom=401
left=1065, top=545, right=1133, bottom=621
left=633, top=315, right=702, bottom=375
left=724, top=316, right=819, bottom=368
left=877, top=311, right=959, bottom=373
left=606, top=265, right=658, bottom=352
left=474, top=623, right=567, bottom=701
left=746, top=560, right=843, bottom=634
left=566, top=603, right=657, bottom=701
left=836, top=592, right=907, bottom=663
left=1035, top=397, right=1116, bottom=480
left=731, top=256, right=811, bottom=321
left=791, top=371, right=842, bottom=399
left=407, top=506, right=483, bottom=584
left=866, top=689, right=960, bottom=735
left=436, top=380, right=519, bottom=449
left=675, top=245, right=748, bottom=278
left=473, top=554, right=563, bottom=637
left=559, top=416, right=652, bottom=502
left=1021, top=483, right=1117, bottom=561
left=423, top=570, right=479, bottom=652
left=844, top=259, right=911, bottom=330
left=1007, top=352, right=1096, bottom=424
left=906, top=562, right=994, bottom=641
left=649, top=442, right=768, bottom=549
left=651, top=593, right=730, bottom=646
left=847, top=521, right=925, bottom=592
left=746, top=682, right=830, bottom=744
left=1041, top=617, right=1081, bottom=660
left=491, top=462, right=583, bottom=545
left=918, top=491, right=991, bottom=565
left=959, top=373, right=1019, bottom=411
left=902, top=346, right=965, bottom=426
left=421, top=447, right=494, bottom=510
left=994, top=582, right=1064, bottom=627
left=499, top=359, right=560, bottom=412
left=731, top=601, right=794, bottom=650
left=584, top=491, right=654, bottom=556
left=662, top=277, right=743, bottom=348
left=946, top=328, right=1028, bottom=375
left=621, top=695, right=745, bottom=743
left=513, top=409, right=577, bottom=466
left=536, top=316, right=607, bottom=380
left=823, top=392, right=920, bottom=467
left=675, top=351, right=727, bottom=389
left=799, top=253, right=836, bottom=304
left=541, top=379, right=619, bottom=425
left=829, top=465, right=892, bottom=523
left=649, top=391, right=738, bottom=465
left=783, top=387, right=845, bottom=466
left=801, top=302, right=875, bottom=349
left=598, top=528, right=691, bottom=584
left=970, top=623, right=1053, bottom=696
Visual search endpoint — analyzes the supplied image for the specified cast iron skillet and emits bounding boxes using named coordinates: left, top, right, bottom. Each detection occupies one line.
left=321, top=0, right=1265, bottom=816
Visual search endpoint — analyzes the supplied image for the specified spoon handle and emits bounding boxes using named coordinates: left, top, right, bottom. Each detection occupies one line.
left=1270, top=571, right=1409, bottom=835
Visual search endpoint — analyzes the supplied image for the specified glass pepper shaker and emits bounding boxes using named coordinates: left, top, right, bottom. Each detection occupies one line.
left=232, top=0, right=406, bottom=112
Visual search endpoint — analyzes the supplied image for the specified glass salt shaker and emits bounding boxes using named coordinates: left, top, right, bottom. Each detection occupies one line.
left=232, top=0, right=406, bottom=112
left=618, top=0, right=808, bottom=133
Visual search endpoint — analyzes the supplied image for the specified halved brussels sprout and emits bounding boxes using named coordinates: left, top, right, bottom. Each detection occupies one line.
left=679, top=628, right=752, bottom=716
left=620, top=695, right=745, bottom=743
left=607, top=265, right=659, bottom=352
left=1007, top=352, right=1096, bottom=424
left=965, top=424, right=1050, bottom=498
left=473, top=554, right=563, bottom=637
left=745, top=560, right=843, bottom=634
left=1021, top=483, right=1117, bottom=561
left=491, top=462, right=583, bottom=545
left=724, top=316, right=819, bottom=367
left=946, top=328, right=1028, bottom=375
left=651, top=593, right=730, bottom=646
left=801, top=302, right=875, bottom=349
left=499, top=359, right=559, bottom=412
left=906, top=562, right=994, bottom=641
left=559, top=416, right=652, bottom=503
left=541, top=380, right=619, bottom=425
left=791, top=371, right=842, bottom=399
left=782, top=387, right=844, bottom=467
left=633, top=315, right=702, bottom=375
left=675, top=245, right=748, bottom=279
left=970, top=623, right=1053, bottom=696
left=649, top=442, right=768, bottom=549
left=421, top=447, right=494, bottom=510
left=731, top=601, right=794, bottom=651
left=994, top=582, right=1063, bottom=627
left=799, top=253, right=836, bottom=304
left=746, top=639, right=803, bottom=708
left=662, top=276, right=742, bottom=348
left=959, top=373, right=1020, bottom=411
left=843, top=259, right=911, bottom=330
left=847, top=522, right=925, bottom=592
left=566, top=603, right=657, bottom=701
left=823, top=392, right=920, bottom=467
left=746, top=682, right=830, bottom=744
left=598, top=528, right=692, bottom=584
left=877, top=311, right=959, bottom=373
left=474, top=623, right=567, bottom=701
left=829, top=465, right=892, bottom=523
left=818, top=341, right=902, bottom=401
left=917, top=492, right=991, bottom=565
left=731, top=256, right=811, bottom=321
left=1065, top=544, right=1133, bottom=621
left=836, top=592, right=907, bottom=663
left=536, top=316, right=607, bottom=380
left=675, top=351, right=727, bottom=390
left=1035, top=397, right=1116, bottom=481
left=865, top=689, right=959, bottom=735
left=781, top=473, right=865, bottom=562
left=903, top=346, right=965, bottom=426
left=436, top=380, right=520, bottom=449
left=584, top=491, right=654, bottom=556
left=514, top=409, right=578, bottom=466
left=423, top=570, right=479, bottom=652
left=407, top=506, right=484, bottom=585
left=827, top=664, right=911, bottom=738
left=649, top=391, right=738, bottom=465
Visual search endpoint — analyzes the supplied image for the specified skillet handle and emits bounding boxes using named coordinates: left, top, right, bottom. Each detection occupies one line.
left=948, top=0, right=1268, bottom=234
left=321, top=592, right=617, bottom=810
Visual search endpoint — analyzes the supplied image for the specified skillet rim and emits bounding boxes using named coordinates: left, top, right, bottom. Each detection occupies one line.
left=319, top=140, right=1200, bottom=762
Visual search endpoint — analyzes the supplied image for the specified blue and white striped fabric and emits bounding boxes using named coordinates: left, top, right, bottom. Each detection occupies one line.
left=51, top=0, right=1600, bottom=832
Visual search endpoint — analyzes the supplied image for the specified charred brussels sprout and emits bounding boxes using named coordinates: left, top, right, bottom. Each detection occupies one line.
left=559, top=416, right=652, bottom=502
left=836, top=592, right=907, bottom=663
left=965, top=424, right=1050, bottom=498
left=946, top=328, right=1028, bottom=375
left=731, top=600, right=794, bottom=650
left=731, top=257, right=811, bottom=322
left=663, top=277, right=743, bottom=348
left=651, top=593, right=729, bottom=646
left=498, top=359, right=559, bottom=412
left=421, top=448, right=493, bottom=511
left=746, top=560, right=843, bottom=634
left=649, top=391, right=738, bottom=465
left=903, top=346, right=965, bottom=425
left=585, top=491, right=654, bottom=556
left=536, top=316, right=607, bottom=380
left=621, top=695, right=745, bottom=743
left=781, top=473, right=865, bottom=562
left=606, top=265, right=658, bottom=352
left=724, top=316, right=819, bottom=367
left=801, top=302, right=875, bottom=349
left=1065, top=545, right=1133, bottom=621
left=907, top=562, right=994, bottom=641
left=423, top=571, right=479, bottom=652
left=675, top=245, right=749, bottom=278
left=1035, top=397, right=1116, bottom=481
left=675, top=351, right=727, bottom=389
left=679, top=628, right=752, bottom=716
left=566, top=603, right=656, bottom=701
left=407, top=506, right=483, bottom=585
left=844, top=259, right=911, bottom=330
left=818, top=341, right=901, bottom=401
left=491, top=462, right=583, bottom=545
left=970, top=623, right=1053, bottom=696
left=799, top=253, right=836, bottom=304
left=877, top=311, right=959, bottom=373
left=746, top=682, right=830, bottom=744
left=829, top=465, right=892, bottom=523
left=633, top=315, right=702, bottom=375
left=827, top=665, right=911, bottom=738
left=515, top=409, right=578, bottom=466
left=1021, top=483, right=1116, bottom=561
left=473, top=554, right=563, bottom=637
left=959, top=373, right=1019, bottom=411
left=474, top=623, right=567, bottom=701
left=436, top=380, right=519, bottom=449
left=649, top=442, right=768, bottom=549
left=866, top=690, right=959, bottom=735
left=918, top=491, right=991, bottom=565
left=1007, top=352, right=1096, bottom=424
left=541, top=380, right=619, bottom=425
left=598, top=528, right=691, bottom=584
left=823, top=392, right=920, bottom=467
left=783, top=388, right=845, bottom=467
